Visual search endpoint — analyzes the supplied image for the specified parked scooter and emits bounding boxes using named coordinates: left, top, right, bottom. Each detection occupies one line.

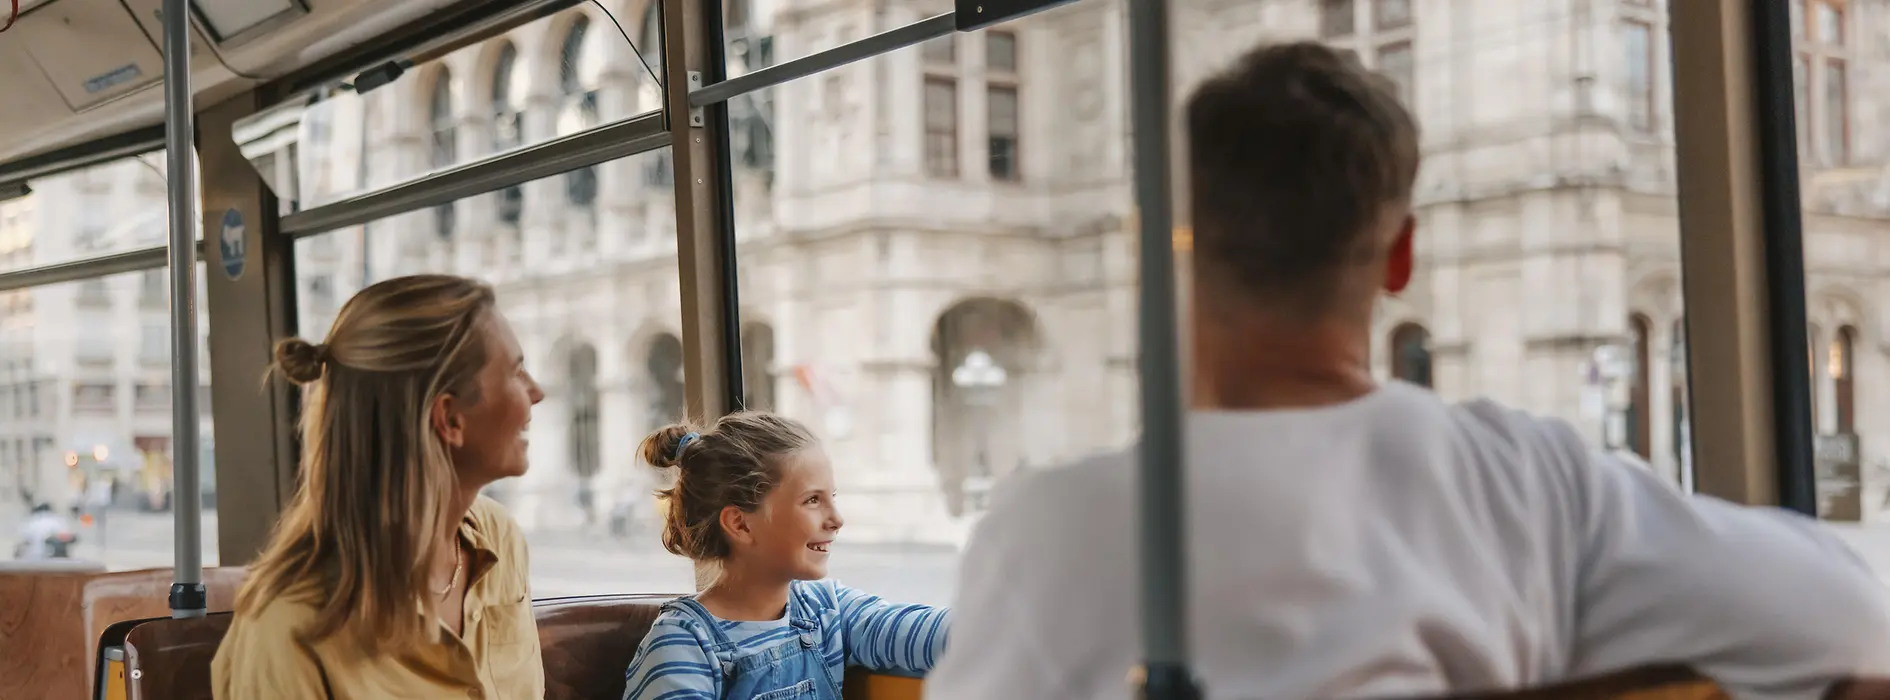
left=13, top=504, right=78, bottom=560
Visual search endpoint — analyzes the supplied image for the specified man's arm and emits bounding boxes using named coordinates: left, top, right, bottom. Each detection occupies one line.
left=925, top=459, right=1138, bottom=700
left=1560, top=437, right=1890, bottom=700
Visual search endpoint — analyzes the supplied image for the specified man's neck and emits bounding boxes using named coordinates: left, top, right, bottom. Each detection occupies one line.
left=1191, top=307, right=1378, bottom=411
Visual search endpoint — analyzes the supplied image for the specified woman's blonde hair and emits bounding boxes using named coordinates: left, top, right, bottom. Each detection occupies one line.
left=235, top=274, right=497, bottom=655
left=640, top=411, right=817, bottom=561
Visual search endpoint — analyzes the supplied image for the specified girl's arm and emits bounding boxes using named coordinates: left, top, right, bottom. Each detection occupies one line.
left=621, top=618, right=720, bottom=700
left=829, top=582, right=952, bottom=675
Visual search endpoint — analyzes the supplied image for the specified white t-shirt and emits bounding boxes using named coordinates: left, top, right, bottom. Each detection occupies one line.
left=925, top=381, right=1890, bottom=700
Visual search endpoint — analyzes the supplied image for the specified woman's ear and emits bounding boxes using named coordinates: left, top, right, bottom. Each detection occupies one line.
left=430, top=393, right=466, bottom=448
left=719, top=505, right=755, bottom=548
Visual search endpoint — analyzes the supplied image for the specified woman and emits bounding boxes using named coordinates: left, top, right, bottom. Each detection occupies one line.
left=212, top=274, right=546, bottom=700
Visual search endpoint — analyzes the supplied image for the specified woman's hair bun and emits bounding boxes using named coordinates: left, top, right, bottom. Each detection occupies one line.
left=638, top=423, right=701, bottom=470
left=274, top=337, right=328, bottom=385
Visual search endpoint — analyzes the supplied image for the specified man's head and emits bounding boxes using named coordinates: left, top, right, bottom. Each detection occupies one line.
left=1186, top=41, right=1421, bottom=324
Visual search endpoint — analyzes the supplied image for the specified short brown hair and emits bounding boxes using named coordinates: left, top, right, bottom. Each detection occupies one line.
left=640, top=411, right=819, bottom=561
left=1186, top=41, right=1420, bottom=313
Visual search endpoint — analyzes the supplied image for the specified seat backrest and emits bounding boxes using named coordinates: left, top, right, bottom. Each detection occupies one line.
left=121, top=612, right=233, bottom=700
left=1413, top=666, right=1726, bottom=700
left=537, top=593, right=680, bottom=700
left=0, top=566, right=242, bottom=700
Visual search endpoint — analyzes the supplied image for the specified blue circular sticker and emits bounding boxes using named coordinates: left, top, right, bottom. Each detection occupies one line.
left=218, top=208, right=245, bottom=281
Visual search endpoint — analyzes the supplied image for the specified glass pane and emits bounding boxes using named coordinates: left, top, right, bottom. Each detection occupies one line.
left=289, top=142, right=690, bottom=597
left=0, top=267, right=217, bottom=569
left=0, top=153, right=202, bottom=269
left=246, top=5, right=658, bottom=211
left=1623, top=22, right=1653, bottom=131
left=1791, top=3, right=1879, bottom=523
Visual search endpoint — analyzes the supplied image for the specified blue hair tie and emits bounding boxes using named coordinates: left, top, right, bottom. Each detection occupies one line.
left=671, top=432, right=700, bottom=461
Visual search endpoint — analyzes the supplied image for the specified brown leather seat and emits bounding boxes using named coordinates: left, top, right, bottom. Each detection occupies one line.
left=122, top=612, right=233, bottom=700
left=0, top=565, right=242, bottom=700
left=107, top=593, right=682, bottom=700
left=539, top=593, right=680, bottom=700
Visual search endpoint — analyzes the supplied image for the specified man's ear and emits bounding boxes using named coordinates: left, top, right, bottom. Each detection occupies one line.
left=1384, top=215, right=1416, bottom=295
left=430, top=393, right=466, bottom=449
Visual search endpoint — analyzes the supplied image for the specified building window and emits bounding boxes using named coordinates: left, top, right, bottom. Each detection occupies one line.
left=925, top=78, right=959, bottom=178
left=1321, top=0, right=1355, bottom=38
left=1823, top=59, right=1847, bottom=165
left=429, top=69, right=458, bottom=239
left=1376, top=41, right=1413, bottom=107
left=491, top=43, right=526, bottom=226
left=922, top=37, right=959, bottom=179
left=1373, top=0, right=1411, bottom=30
left=1623, top=21, right=1654, bottom=132
left=1833, top=325, right=1856, bottom=434
left=1390, top=323, right=1432, bottom=388
left=1795, top=0, right=1848, bottom=168
left=1795, top=55, right=1811, bottom=154
left=986, top=31, right=1020, bottom=182
left=1629, top=314, right=1653, bottom=459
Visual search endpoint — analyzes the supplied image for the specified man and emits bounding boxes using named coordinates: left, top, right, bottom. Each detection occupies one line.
left=924, top=41, right=1890, bottom=700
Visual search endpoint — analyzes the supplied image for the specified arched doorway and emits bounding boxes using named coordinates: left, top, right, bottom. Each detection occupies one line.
left=1389, top=323, right=1432, bottom=388
left=931, top=299, right=1041, bottom=516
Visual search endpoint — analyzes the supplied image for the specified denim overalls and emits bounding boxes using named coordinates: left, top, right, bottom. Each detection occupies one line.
left=665, top=594, right=844, bottom=700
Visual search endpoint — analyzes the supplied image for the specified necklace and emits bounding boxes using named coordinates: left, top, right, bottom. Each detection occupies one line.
left=436, top=544, right=462, bottom=601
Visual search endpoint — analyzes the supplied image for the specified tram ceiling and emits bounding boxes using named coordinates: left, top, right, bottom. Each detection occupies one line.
left=0, top=0, right=574, bottom=176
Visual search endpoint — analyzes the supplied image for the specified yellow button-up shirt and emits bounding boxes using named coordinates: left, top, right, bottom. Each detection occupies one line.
left=211, top=496, right=544, bottom=700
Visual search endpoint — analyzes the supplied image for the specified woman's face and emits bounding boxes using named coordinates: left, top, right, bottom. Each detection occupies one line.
left=440, top=311, right=544, bottom=486
left=741, top=448, right=843, bottom=581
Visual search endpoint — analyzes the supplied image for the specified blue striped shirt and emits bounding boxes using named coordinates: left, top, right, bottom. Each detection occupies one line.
left=622, top=579, right=951, bottom=699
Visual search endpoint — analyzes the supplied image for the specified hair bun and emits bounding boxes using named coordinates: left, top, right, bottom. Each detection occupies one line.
left=274, top=337, right=328, bottom=385
left=638, top=424, right=701, bottom=470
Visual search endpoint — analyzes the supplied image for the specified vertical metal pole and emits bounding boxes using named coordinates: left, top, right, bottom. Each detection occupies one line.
left=1128, top=0, right=1198, bottom=697
left=1749, top=0, right=1817, bottom=516
left=161, top=0, right=207, bottom=619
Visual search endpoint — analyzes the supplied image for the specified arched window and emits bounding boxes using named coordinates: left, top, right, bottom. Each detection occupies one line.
left=1389, top=323, right=1432, bottom=388
left=490, top=43, right=525, bottom=226
left=559, top=18, right=600, bottom=208
left=428, top=70, right=458, bottom=239
left=568, top=344, right=600, bottom=479
left=1628, top=314, right=1652, bottom=459
left=1834, top=325, right=1856, bottom=434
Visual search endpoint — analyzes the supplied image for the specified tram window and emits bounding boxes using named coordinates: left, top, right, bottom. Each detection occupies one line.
left=1, top=268, right=217, bottom=567
left=1789, top=0, right=1878, bottom=521
left=245, top=5, right=659, bottom=213
left=290, top=146, right=693, bottom=597
left=0, top=155, right=199, bottom=269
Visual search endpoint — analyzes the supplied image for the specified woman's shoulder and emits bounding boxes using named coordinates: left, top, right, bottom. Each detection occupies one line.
left=226, top=590, right=322, bottom=646
left=466, top=495, right=520, bottom=536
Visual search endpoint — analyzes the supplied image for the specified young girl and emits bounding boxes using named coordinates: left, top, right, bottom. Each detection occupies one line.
left=621, top=412, right=951, bottom=700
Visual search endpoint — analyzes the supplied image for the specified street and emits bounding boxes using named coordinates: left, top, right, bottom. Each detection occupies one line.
left=29, top=508, right=962, bottom=606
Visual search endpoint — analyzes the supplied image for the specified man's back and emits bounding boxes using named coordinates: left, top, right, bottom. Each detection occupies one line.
left=925, top=382, right=1890, bottom=700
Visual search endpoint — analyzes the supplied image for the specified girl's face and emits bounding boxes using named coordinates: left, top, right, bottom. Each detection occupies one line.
left=738, top=447, right=843, bottom=581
